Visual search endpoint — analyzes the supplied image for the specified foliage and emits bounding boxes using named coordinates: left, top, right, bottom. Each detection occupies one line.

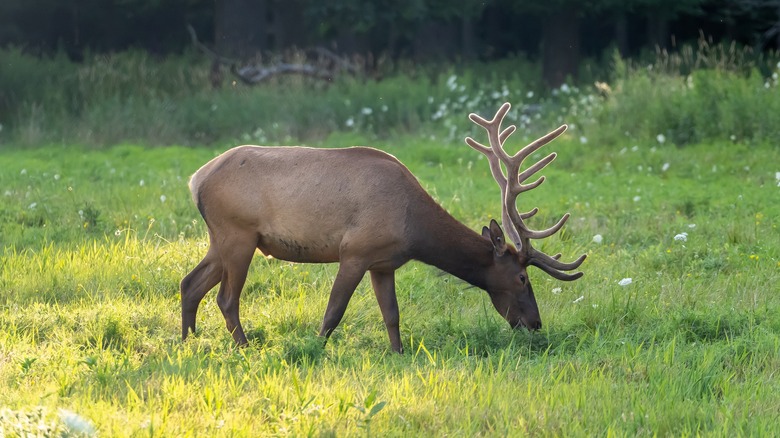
left=584, top=48, right=780, bottom=146
left=1, top=41, right=779, bottom=149
left=1, top=131, right=779, bottom=435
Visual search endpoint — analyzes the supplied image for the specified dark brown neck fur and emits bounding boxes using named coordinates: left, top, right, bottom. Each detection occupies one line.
left=408, top=201, right=493, bottom=290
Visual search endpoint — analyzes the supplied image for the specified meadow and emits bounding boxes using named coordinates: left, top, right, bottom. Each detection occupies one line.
left=1, top=46, right=780, bottom=436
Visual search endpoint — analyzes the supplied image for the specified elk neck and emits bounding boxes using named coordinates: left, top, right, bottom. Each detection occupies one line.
left=408, top=202, right=494, bottom=291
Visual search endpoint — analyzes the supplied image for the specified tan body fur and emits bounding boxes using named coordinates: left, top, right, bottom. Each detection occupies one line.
left=191, top=146, right=415, bottom=267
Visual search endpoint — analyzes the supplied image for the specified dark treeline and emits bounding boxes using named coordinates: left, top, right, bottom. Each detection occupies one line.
left=1, top=0, right=779, bottom=86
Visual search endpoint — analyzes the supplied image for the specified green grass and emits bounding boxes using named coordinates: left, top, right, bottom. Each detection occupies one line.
left=1, top=132, right=779, bottom=436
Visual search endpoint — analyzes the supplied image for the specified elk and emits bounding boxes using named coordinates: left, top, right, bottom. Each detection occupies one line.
left=180, top=102, right=585, bottom=353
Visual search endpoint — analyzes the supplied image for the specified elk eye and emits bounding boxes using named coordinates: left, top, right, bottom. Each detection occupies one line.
left=518, top=275, right=526, bottom=284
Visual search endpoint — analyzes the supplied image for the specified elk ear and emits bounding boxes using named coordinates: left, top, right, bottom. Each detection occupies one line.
left=485, top=219, right=507, bottom=256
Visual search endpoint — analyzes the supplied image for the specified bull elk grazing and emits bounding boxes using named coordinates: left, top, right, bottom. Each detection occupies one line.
left=181, top=102, right=586, bottom=353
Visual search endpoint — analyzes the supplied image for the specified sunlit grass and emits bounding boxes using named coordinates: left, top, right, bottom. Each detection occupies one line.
left=1, top=134, right=779, bottom=435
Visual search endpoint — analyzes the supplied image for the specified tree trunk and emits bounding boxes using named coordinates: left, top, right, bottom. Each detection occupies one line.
left=270, top=0, right=307, bottom=48
left=646, top=13, right=670, bottom=49
left=615, top=13, right=629, bottom=56
left=215, top=0, right=268, bottom=57
left=461, top=16, right=476, bottom=60
left=776, top=6, right=780, bottom=49
left=542, top=8, right=580, bottom=88
left=413, top=20, right=458, bottom=60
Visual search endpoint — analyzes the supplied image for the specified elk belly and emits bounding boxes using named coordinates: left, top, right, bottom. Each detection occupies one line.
left=256, top=232, right=341, bottom=263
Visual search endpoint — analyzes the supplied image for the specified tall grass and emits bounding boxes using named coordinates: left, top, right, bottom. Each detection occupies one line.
left=2, top=42, right=778, bottom=148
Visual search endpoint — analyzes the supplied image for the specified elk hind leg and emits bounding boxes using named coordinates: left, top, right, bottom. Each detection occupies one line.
left=181, top=246, right=223, bottom=340
left=215, top=234, right=256, bottom=346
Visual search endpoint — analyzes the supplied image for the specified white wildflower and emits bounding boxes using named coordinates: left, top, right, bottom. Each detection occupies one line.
left=572, top=295, right=584, bottom=304
left=631, top=145, right=639, bottom=152
left=361, top=107, right=373, bottom=115
left=446, top=75, right=457, bottom=91
left=633, top=196, right=641, bottom=202
left=674, top=232, right=688, bottom=242
left=661, top=163, right=670, bottom=172
left=552, top=287, right=562, bottom=295
left=139, top=179, right=145, bottom=187
left=381, top=105, right=388, bottom=112
left=59, top=409, right=96, bottom=436
left=579, top=136, right=588, bottom=144
left=345, top=118, right=354, bottom=128
left=28, top=202, right=37, bottom=209
left=775, top=171, right=780, bottom=187
left=618, top=278, right=633, bottom=286
left=54, top=174, right=61, bottom=180
left=592, top=234, right=603, bottom=244
left=560, top=83, right=571, bottom=94
left=656, top=134, right=666, bottom=144
left=160, top=195, right=167, bottom=203
left=21, top=168, right=27, bottom=175
left=526, top=91, right=534, bottom=98
left=688, top=223, right=696, bottom=229
left=115, top=229, right=121, bottom=236
left=730, top=134, right=737, bottom=141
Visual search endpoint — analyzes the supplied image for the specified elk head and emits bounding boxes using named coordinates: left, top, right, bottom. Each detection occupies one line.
left=466, top=102, right=586, bottom=330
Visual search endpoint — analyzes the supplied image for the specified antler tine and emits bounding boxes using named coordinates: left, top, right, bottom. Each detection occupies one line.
left=514, top=125, right=568, bottom=162
left=530, top=260, right=585, bottom=281
left=520, top=207, right=538, bottom=220
left=529, top=252, right=587, bottom=280
left=525, top=212, right=571, bottom=239
left=533, top=248, right=586, bottom=271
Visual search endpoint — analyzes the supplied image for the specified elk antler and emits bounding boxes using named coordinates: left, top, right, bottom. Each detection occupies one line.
left=465, top=102, right=586, bottom=281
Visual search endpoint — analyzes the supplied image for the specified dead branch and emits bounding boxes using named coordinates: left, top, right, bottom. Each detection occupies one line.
left=231, top=63, right=333, bottom=84
left=186, top=24, right=358, bottom=86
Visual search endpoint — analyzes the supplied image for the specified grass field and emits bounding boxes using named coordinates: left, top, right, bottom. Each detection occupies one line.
left=1, top=131, right=779, bottom=436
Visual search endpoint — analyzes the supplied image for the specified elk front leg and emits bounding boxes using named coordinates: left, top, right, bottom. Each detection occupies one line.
left=181, top=247, right=223, bottom=340
left=319, top=260, right=366, bottom=343
left=369, top=270, right=402, bottom=353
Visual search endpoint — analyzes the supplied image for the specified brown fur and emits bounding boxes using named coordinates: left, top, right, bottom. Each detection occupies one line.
left=181, top=145, right=555, bottom=353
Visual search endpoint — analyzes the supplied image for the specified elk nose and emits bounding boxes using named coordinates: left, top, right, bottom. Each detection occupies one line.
left=528, top=319, right=542, bottom=330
